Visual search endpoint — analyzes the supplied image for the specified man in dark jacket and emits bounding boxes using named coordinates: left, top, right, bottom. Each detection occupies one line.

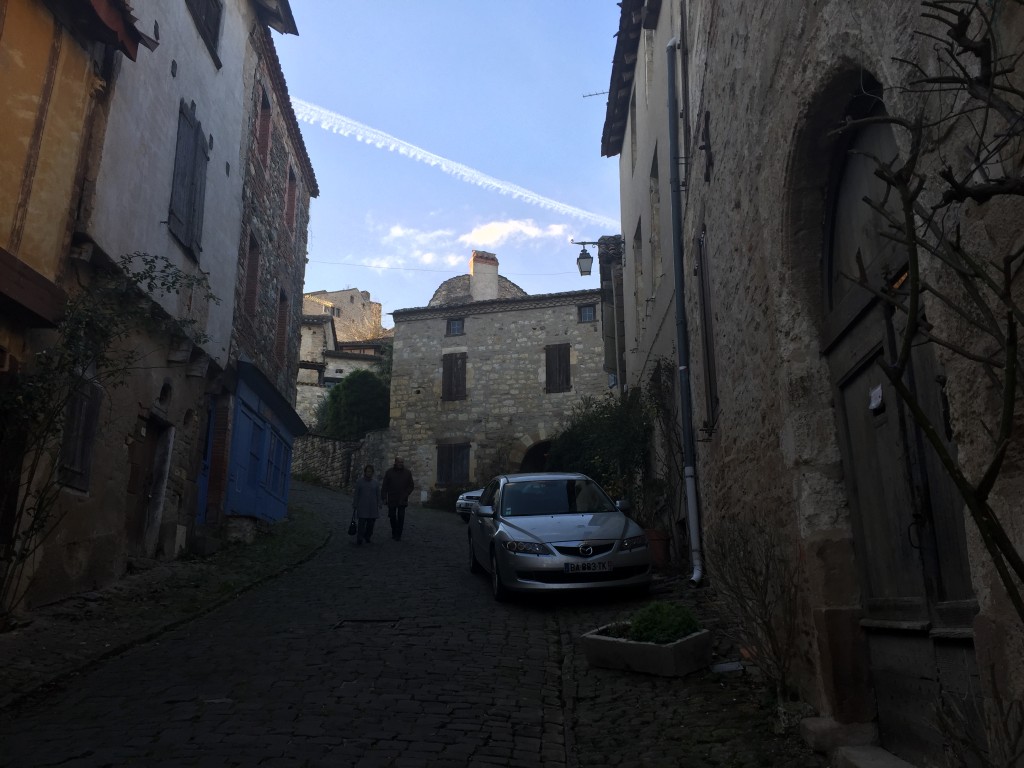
left=380, top=456, right=415, bottom=541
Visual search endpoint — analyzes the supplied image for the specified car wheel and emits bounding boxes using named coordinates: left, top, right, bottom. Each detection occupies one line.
left=469, top=533, right=482, bottom=574
left=490, top=549, right=509, bottom=602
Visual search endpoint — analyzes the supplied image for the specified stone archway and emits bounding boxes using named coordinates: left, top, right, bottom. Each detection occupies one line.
left=519, top=440, right=551, bottom=473
left=781, top=67, right=885, bottom=726
left=785, top=67, right=977, bottom=765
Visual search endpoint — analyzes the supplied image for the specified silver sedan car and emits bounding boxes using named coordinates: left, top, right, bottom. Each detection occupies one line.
left=468, top=472, right=652, bottom=601
left=456, top=488, right=483, bottom=523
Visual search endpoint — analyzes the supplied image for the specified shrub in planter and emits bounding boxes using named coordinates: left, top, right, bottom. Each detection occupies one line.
left=583, top=601, right=710, bottom=677
left=625, top=601, right=700, bottom=643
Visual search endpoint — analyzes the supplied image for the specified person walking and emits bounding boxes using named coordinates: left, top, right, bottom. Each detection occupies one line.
left=352, top=464, right=381, bottom=545
left=380, top=456, right=415, bottom=541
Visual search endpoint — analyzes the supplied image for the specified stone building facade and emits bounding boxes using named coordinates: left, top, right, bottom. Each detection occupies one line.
left=202, top=21, right=317, bottom=533
left=602, top=0, right=1024, bottom=765
left=303, top=289, right=387, bottom=342
left=295, top=290, right=389, bottom=428
left=1, top=0, right=307, bottom=610
left=388, top=251, right=609, bottom=492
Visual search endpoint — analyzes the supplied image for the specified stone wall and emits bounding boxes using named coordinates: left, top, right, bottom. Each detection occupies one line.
left=291, top=434, right=357, bottom=489
left=292, top=430, right=391, bottom=493
left=607, top=0, right=1024, bottom=754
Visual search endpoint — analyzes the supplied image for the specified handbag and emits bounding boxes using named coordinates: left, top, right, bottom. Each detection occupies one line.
left=348, top=515, right=357, bottom=536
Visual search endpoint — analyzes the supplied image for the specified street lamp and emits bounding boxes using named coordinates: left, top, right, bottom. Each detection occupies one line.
left=570, top=239, right=598, bottom=276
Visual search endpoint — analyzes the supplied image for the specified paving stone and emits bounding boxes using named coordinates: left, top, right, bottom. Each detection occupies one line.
left=0, top=481, right=826, bottom=768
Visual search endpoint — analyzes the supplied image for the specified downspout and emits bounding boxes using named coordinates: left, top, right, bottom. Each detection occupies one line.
left=611, top=248, right=624, bottom=394
left=667, top=30, right=704, bottom=586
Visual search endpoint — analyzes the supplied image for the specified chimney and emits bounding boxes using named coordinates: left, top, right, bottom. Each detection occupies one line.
left=469, top=251, right=499, bottom=301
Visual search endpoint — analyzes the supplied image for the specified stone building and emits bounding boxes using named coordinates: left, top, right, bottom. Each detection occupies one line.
left=1, top=0, right=307, bottom=611
left=295, top=290, right=390, bottom=428
left=602, top=0, right=1024, bottom=765
left=203, top=20, right=317, bottom=535
left=388, top=251, right=608, bottom=492
left=303, top=289, right=387, bottom=342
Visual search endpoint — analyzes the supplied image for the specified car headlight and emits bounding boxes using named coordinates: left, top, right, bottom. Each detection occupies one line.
left=621, top=534, right=648, bottom=550
left=503, top=540, right=552, bottom=555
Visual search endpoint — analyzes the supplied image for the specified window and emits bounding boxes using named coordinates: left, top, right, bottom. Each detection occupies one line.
left=284, top=167, right=297, bottom=230
left=256, top=87, right=272, bottom=165
left=578, top=304, right=596, bottom=323
left=185, top=0, right=223, bottom=64
left=168, top=100, right=210, bottom=259
left=59, top=376, right=103, bottom=491
left=632, top=221, right=644, bottom=330
left=437, top=443, right=470, bottom=486
left=446, top=318, right=464, bottom=336
left=696, top=226, right=720, bottom=431
left=629, top=91, right=637, bottom=173
left=545, top=343, right=571, bottom=393
left=649, top=152, right=662, bottom=290
left=441, top=352, right=467, bottom=400
left=243, top=235, right=259, bottom=315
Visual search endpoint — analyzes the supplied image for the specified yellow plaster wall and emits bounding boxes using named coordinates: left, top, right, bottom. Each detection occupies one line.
left=0, top=0, right=97, bottom=279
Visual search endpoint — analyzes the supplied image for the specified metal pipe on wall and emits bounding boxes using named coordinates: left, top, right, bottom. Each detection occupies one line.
left=666, top=29, right=703, bottom=586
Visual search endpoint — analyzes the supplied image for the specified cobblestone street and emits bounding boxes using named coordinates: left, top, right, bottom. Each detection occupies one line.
left=0, top=482, right=827, bottom=767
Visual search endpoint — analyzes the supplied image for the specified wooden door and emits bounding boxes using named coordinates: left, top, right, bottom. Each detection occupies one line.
left=824, top=106, right=978, bottom=766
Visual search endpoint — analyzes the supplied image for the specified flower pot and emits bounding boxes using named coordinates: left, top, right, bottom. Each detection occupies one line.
left=582, top=624, right=711, bottom=677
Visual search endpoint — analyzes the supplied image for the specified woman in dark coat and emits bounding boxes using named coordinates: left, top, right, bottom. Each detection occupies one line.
left=352, top=464, right=381, bottom=545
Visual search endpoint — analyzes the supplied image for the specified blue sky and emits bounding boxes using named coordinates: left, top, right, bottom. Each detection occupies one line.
left=273, top=3, right=623, bottom=328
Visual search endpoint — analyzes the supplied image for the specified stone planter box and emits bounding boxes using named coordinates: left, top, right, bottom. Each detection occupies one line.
left=581, top=624, right=712, bottom=677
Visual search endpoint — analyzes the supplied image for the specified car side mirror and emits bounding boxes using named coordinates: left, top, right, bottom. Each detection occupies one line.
left=474, top=504, right=495, bottom=519
left=615, top=499, right=631, bottom=512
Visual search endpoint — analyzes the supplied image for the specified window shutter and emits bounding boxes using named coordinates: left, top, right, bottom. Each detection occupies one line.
left=545, top=344, right=571, bottom=393
left=189, top=118, right=209, bottom=257
left=59, top=379, right=102, bottom=491
left=168, top=102, right=196, bottom=245
left=442, top=352, right=467, bottom=400
left=453, top=352, right=466, bottom=399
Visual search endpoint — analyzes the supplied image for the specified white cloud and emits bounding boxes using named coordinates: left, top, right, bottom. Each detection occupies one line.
left=458, top=219, right=568, bottom=248
left=382, top=225, right=453, bottom=247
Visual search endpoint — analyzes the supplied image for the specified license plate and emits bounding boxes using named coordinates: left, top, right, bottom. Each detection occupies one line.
left=564, top=561, right=612, bottom=573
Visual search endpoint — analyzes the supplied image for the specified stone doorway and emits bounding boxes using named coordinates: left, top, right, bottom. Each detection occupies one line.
left=519, top=440, right=550, bottom=472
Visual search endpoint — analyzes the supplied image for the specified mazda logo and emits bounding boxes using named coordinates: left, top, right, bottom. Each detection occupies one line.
left=578, top=543, right=593, bottom=557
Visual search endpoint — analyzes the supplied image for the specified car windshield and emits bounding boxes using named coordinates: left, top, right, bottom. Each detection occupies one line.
left=501, top=479, right=616, bottom=517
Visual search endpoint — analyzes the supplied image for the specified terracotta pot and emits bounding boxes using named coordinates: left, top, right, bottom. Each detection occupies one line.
left=644, top=528, right=670, bottom=569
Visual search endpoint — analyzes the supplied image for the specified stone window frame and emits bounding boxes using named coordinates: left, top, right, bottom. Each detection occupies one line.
left=577, top=304, right=597, bottom=323
left=445, top=317, right=465, bottom=336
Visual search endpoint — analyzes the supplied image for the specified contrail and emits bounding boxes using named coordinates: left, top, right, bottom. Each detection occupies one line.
left=291, top=98, right=620, bottom=231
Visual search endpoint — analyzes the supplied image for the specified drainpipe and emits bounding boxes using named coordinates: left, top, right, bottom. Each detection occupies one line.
left=667, top=32, right=703, bottom=586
